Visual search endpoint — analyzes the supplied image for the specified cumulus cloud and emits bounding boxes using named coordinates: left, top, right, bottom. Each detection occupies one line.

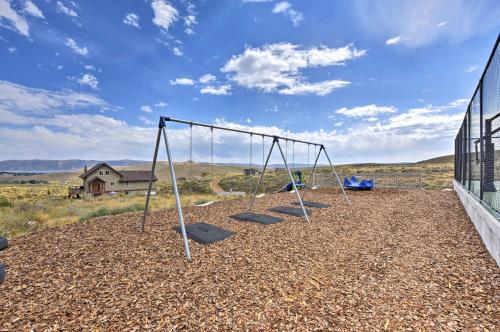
left=172, top=46, right=182, bottom=56
left=0, top=83, right=468, bottom=163
left=77, top=73, right=99, bottom=90
left=170, top=78, right=195, bottom=85
left=199, top=74, right=216, bottom=84
left=65, top=38, right=89, bottom=56
left=272, top=1, right=303, bottom=26
left=335, top=104, right=397, bottom=117
left=0, top=0, right=30, bottom=36
left=151, top=0, right=178, bottom=31
left=123, top=13, right=140, bottom=28
left=56, top=1, right=77, bottom=17
left=200, top=85, right=231, bottom=95
left=140, top=105, right=153, bottom=113
left=221, top=43, right=365, bottom=95
left=24, top=0, right=44, bottom=19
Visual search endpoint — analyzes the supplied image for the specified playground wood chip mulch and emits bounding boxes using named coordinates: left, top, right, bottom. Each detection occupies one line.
left=0, top=189, right=499, bottom=330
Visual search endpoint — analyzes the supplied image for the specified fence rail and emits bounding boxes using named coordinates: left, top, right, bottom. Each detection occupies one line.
left=455, top=34, right=500, bottom=215
left=312, top=173, right=422, bottom=189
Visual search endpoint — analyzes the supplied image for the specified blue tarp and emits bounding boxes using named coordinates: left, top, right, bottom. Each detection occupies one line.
left=343, top=176, right=374, bottom=190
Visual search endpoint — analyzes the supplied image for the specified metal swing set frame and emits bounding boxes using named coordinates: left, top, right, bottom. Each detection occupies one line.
left=140, top=116, right=350, bottom=260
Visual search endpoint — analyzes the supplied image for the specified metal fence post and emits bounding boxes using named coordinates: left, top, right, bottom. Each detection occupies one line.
left=479, top=79, right=484, bottom=201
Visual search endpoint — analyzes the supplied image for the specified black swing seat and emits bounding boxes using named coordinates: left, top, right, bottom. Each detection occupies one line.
left=0, top=237, right=8, bottom=251
left=174, top=222, right=235, bottom=245
left=269, top=206, right=311, bottom=217
left=292, top=201, right=331, bottom=208
left=230, top=212, right=284, bottom=225
left=0, top=263, right=5, bottom=284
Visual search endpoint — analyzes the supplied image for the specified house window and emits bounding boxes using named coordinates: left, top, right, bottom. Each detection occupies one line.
left=111, top=181, right=115, bottom=186
left=99, top=170, right=103, bottom=175
left=105, top=170, right=110, bottom=175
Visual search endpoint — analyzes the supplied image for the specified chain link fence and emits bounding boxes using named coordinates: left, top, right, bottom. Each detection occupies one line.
left=455, top=34, right=500, bottom=214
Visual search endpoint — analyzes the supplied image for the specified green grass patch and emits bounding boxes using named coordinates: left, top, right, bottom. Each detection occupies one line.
left=79, top=203, right=144, bottom=221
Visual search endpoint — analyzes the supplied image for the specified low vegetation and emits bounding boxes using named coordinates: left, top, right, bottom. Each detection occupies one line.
left=0, top=158, right=454, bottom=239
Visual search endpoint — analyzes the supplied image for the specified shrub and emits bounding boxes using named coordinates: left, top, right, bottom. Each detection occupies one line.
left=0, top=198, right=12, bottom=208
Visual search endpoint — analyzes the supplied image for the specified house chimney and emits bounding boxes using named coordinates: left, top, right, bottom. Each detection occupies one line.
left=84, top=165, right=87, bottom=173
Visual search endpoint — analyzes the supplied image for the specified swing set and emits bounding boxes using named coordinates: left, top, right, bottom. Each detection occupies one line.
left=140, top=116, right=350, bottom=260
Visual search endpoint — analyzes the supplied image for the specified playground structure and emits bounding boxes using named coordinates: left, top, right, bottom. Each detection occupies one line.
left=281, top=170, right=305, bottom=192
left=343, top=176, right=374, bottom=190
left=140, top=116, right=350, bottom=260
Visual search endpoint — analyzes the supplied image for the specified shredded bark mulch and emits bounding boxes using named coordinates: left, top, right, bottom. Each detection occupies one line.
left=0, top=189, right=499, bottom=330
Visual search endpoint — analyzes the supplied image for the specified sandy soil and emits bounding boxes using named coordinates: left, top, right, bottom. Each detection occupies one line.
left=0, top=188, right=498, bottom=330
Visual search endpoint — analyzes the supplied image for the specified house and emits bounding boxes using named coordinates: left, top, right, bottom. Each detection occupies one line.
left=79, top=163, right=157, bottom=195
left=243, top=168, right=261, bottom=176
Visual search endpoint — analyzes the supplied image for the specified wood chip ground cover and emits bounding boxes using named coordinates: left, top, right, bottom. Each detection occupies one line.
left=0, top=189, right=499, bottom=330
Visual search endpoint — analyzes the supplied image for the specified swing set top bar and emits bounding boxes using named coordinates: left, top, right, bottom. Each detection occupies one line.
left=160, top=116, right=323, bottom=147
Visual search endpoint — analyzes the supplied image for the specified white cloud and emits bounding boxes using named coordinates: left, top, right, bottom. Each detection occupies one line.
left=336, top=104, right=397, bottom=117
left=184, top=14, right=196, bottom=26
left=65, top=38, right=89, bottom=56
left=170, top=77, right=195, bottom=85
left=465, top=65, right=479, bottom=73
left=0, top=87, right=468, bottom=163
left=138, top=115, right=155, bottom=126
left=56, top=1, right=77, bottom=17
left=185, top=28, right=194, bottom=35
left=172, top=46, right=182, bottom=56
left=200, top=85, right=231, bottom=95
left=154, top=101, right=168, bottom=107
left=123, top=13, right=140, bottom=28
left=7, top=46, right=16, bottom=53
left=84, top=64, right=96, bottom=71
left=272, top=1, right=303, bottom=26
left=24, top=0, right=44, bottom=19
left=77, top=73, right=99, bottom=90
left=221, top=43, right=365, bottom=95
left=265, top=105, right=279, bottom=113
left=0, top=80, right=112, bottom=117
left=151, top=0, right=178, bottom=31
left=140, top=105, right=153, bottom=113
left=385, top=36, right=402, bottom=45
left=0, top=0, right=30, bottom=36
left=354, top=0, right=500, bottom=47
left=279, top=80, right=350, bottom=96
left=199, top=74, right=216, bottom=84
left=243, top=0, right=273, bottom=2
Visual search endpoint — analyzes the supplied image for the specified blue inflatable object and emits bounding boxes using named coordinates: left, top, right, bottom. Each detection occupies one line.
left=343, top=176, right=374, bottom=190
left=282, top=170, right=306, bottom=192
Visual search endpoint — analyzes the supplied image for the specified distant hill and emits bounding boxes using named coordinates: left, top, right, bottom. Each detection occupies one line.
left=417, top=155, right=454, bottom=164
left=0, top=159, right=147, bottom=172
left=0, top=155, right=455, bottom=173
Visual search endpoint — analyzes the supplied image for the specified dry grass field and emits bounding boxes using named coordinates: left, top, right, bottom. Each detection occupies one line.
left=0, top=188, right=498, bottom=330
left=0, top=158, right=454, bottom=238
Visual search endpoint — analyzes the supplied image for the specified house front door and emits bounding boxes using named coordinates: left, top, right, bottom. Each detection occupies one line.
left=90, top=182, right=103, bottom=195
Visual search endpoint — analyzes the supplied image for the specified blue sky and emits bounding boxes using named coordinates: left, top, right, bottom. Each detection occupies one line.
left=0, top=0, right=499, bottom=164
